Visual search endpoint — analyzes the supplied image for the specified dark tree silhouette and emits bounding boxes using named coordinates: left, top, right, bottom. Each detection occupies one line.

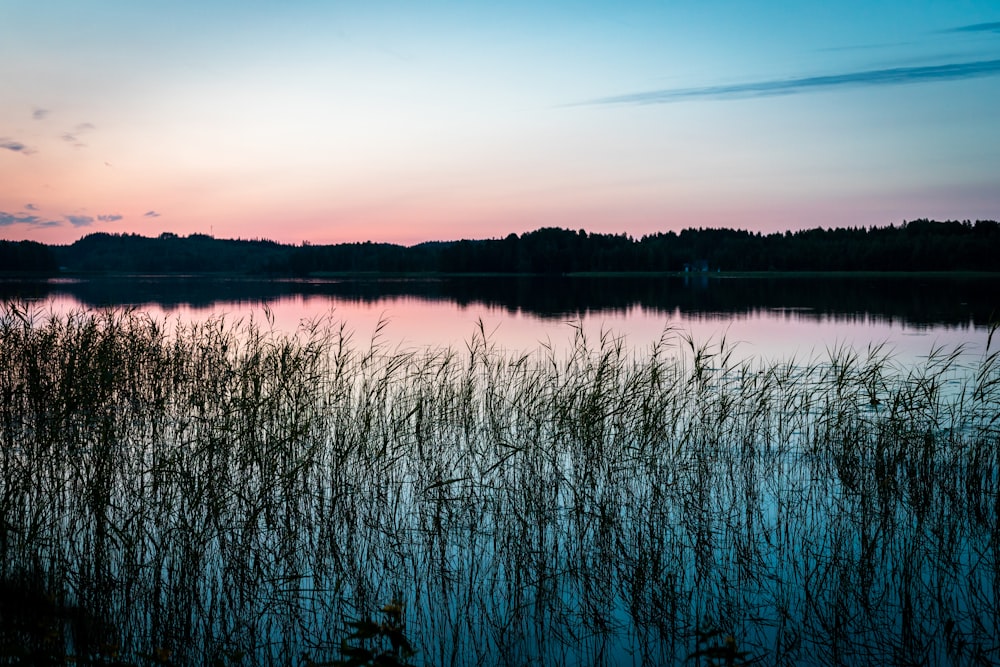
left=0, top=240, right=58, bottom=273
left=26, top=219, right=1000, bottom=276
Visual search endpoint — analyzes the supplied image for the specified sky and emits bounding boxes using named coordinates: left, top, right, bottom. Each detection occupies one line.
left=2, top=1, right=999, bottom=246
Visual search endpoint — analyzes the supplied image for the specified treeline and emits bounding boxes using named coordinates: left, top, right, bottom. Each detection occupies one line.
left=0, top=240, right=59, bottom=273
left=222, top=219, right=1000, bottom=274
left=2, top=219, right=998, bottom=274
left=53, top=232, right=290, bottom=273
left=424, top=219, right=999, bottom=273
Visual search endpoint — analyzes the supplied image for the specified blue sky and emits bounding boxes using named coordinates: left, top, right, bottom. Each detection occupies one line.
left=2, top=1, right=998, bottom=245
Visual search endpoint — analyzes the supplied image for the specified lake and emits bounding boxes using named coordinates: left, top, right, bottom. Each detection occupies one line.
left=1, top=273, right=998, bottom=666
left=3, top=273, right=997, bottom=360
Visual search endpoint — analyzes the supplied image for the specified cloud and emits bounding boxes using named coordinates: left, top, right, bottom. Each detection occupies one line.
left=144, top=210, right=161, bottom=218
left=945, top=22, right=1000, bottom=34
left=32, top=108, right=49, bottom=120
left=66, top=215, right=95, bottom=227
left=0, top=212, right=60, bottom=228
left=61, top=122, right=96, bottom=147
left=0, top=212, right=37, bottom=226
left=0, top=207, right=119, bottom=228
left=577, top=58, right=1000, bottom=106
left=1, top=138, right=36, bottom=154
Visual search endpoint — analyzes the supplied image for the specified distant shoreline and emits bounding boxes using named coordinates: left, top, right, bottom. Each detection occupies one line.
left=3, top=269, right=997, bottom=279
left=4, top=220, right=999, bottom=274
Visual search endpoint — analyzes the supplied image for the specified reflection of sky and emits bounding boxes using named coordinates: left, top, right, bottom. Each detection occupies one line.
left=35, top=293, right=989, bottom=367
left=6, top=289, right=994, bottom=664
left=2, top=3, right=999, bottom=245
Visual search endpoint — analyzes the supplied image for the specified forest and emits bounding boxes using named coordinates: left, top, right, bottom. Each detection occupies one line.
left=1, top=218, right=998, bottom=274
left=0, top=240, right=58, bottom=273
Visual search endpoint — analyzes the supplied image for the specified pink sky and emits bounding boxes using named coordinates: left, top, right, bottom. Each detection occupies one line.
left=3, top=3, right=998, bottom=246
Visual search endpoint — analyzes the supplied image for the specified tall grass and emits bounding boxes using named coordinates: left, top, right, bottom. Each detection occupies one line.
left=0, top=303, right=997, bottom=665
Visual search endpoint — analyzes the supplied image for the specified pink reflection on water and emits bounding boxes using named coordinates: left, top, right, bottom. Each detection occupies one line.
left=25, top=292, right=988, bottom=366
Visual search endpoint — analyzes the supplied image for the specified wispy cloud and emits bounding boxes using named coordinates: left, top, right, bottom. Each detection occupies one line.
left=66, top=215, right=95, bottom=227
left=61, top=122, right=96, bottom=147
left=144, top=210, right=161, bottom=218
left=0, top=212, right=36, bottom=227
left=816, top=41, right=916, bottom=53
left=0, top=212, right=60, bottom=228
left=0, top=208, right=121, bottom=228
left=32, top=107, right=49, bottom=120
left=945, top=22, right=1000, bottom=34
left=1, top=138, right=36, bottom=155
left=578, top=58, right=1000, bottom=106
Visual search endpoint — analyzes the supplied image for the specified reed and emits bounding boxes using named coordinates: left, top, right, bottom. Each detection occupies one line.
left=0, top=302, right=997, bottom=665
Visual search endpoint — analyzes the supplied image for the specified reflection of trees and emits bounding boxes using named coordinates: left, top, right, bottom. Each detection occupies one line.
left=435, top=275, right=999, bottom=326
left=8, top=274, right=999, bottom=327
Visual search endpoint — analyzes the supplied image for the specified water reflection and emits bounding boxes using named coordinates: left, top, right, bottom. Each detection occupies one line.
left=1, top=274, right=995, bottom=362
left=2, top=274, right=996, bottom=325
left=1, top=307, right=997, bottom=665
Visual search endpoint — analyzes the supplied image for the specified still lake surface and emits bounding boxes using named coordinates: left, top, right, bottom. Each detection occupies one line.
left=2, top=273, right=999, bottom=666
left=3, top=273, right=998, bottom=361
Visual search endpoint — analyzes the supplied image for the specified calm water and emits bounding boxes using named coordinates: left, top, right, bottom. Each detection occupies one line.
left=2, top=273, right=996, bottom=360
left=2, top=273, right=999, bottom=665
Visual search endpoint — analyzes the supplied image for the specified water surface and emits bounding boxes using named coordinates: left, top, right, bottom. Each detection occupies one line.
left=3, top=273, right=995, bottom=361
left=1, top=277, right=998, bottom=665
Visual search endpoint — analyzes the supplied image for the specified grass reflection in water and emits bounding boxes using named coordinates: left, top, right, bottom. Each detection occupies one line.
left=0, top=304, right=997, bottom=666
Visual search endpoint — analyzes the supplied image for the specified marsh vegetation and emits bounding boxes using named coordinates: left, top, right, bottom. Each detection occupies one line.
left=1, top=303, right=998, bottom=665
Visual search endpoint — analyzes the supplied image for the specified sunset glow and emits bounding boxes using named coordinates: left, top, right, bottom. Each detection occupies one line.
left=3, top=2, right=999, bottom=246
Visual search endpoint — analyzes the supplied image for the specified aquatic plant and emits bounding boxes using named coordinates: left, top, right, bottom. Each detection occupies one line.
left=0, top=303, right=997, bottom=665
